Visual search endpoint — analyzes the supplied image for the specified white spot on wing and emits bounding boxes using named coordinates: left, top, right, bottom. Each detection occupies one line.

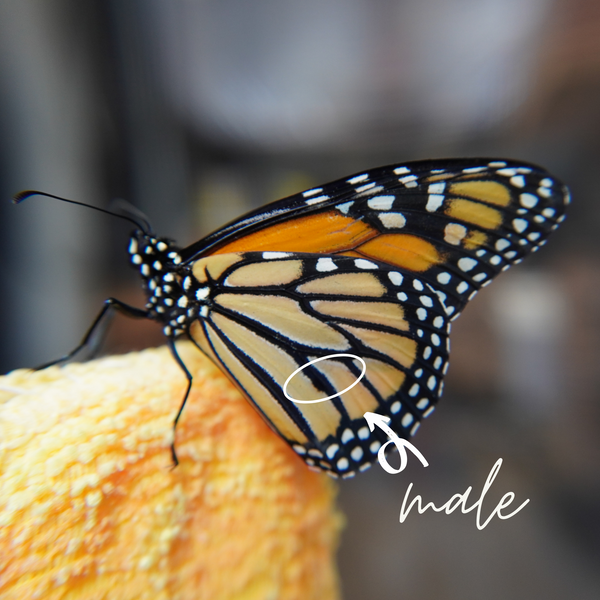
left=351, top=446, right=364, bottom=461
left=305, top=194, right=330, bottom=205
left=519, top=193, right=538, bottom=208
left=341, top=429, right=354, bottom=443
left=303, top=188, right=323, bottom=198
left=426, top=194, right=444, bottom=212
left=316, top=258, right=337, bottom=272
left=348, top=174, right=368, bottom=184
left=378, top=212, right=406, bottom=229
left=433, top=316, right=444, bottom=328
left=458, top=257, right=477, bottom=272
left=326, top=444, right=339, bottom=459
left=388, top=272, right=403, bottom=286
left=399, top=175, right=418, bottom=186
left=263, top=251, right=290, bottom=259
left=358, top=427, right=369, bottom=440
left=368, top=195, right=395, bottom=210
left=445, top=222, right=468, bottom=245
left=337, top=458, right=349, bottom=471
left=401, top=413, right=414, bottom=427
left=428, top=182, right=446, bottom=194
left=355, top=182, right=376, bottom=194
left=497, top=168, right=517, bottom=176
left=355, top=259, right=378, bottom=270
left=336, top=201, right=353, bottom=214
left=420, top=295, right=433, bottom=307
left=513, top=218, right=528, bottom=233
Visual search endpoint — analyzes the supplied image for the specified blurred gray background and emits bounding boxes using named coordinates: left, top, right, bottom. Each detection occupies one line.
left=0, top=1, right=598, bottom=598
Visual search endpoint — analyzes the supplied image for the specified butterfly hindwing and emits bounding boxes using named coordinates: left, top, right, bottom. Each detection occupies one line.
left=186, top=251, right=450, bottom=477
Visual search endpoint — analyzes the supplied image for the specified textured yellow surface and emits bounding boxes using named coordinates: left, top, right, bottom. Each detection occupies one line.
left=0, top=343, right=342, bottom=599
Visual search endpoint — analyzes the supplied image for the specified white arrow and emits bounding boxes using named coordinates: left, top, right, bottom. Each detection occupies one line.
left=364, top=412, right=429, bottom=474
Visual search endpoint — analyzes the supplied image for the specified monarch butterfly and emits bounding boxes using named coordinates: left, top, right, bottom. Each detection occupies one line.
left=16, top=158, right=569, bottom=478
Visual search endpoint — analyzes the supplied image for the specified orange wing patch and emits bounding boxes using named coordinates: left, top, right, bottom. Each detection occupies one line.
left=450, top=180, right=511, bottom=207
left=208, top=211, right=445, bottom=274
left=212, top=212, right=377, bottom=255
left=446, top=199, right=503, bottom=230
left=357, top=234, right=441, bottom=272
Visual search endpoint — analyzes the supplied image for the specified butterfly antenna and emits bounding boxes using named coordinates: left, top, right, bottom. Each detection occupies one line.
left=13, top=190, right=152, bottom=234
left=108, top=197, right=153, bottom=235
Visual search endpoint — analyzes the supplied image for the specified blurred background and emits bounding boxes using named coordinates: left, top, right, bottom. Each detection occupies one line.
left=0, top=0, right=598, bottom=598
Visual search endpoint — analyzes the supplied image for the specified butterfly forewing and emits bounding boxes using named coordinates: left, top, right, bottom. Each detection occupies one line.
left=183, top=159, right=568, bottom=319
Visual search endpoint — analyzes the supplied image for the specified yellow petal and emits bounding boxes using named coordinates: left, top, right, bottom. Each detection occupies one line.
left=0, top=343, right=342, bottom=599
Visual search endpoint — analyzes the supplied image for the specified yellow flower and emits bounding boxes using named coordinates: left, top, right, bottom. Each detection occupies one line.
left=0, top=343, right=342, bottom=599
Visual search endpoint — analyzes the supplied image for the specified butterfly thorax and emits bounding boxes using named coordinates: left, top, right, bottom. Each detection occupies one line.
left=128, top=231, right=196, bottom=337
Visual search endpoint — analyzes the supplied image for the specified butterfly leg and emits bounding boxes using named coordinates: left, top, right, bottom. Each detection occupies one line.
left=166, top=337, right=193, bottom=467
left=35, top=298, right=150, bottom=370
